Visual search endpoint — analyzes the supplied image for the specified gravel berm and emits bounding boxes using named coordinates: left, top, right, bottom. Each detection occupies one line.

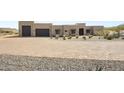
left=0, top=54, right=124, bottom=71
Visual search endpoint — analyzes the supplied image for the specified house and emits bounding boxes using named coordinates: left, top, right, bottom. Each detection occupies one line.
left=19, top=21, right=104, bottom=37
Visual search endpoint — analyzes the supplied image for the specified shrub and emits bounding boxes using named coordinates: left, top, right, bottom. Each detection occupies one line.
left=96, top=65, right=104, bottom=71
left=82, top=36, right=86, bottom=40
left=76, top=35, right=79, bottom=39
left=55, top=35, right=59, bottom=39
left=68, top=36, right=72, bottom=39
left=88, top=35, right=93, bottom=38
left=103, top=32, right=108, bottom=39
left=114, top=32, right=120, bottom=38
left=104, top=35, right=107, bottom=39
left=106, top=31, right=117, bottom=40
left=106, top=35, right=114, bottom=40
left=63, top=35, right=66, bottom=40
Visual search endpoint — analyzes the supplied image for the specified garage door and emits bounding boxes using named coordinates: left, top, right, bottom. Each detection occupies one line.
left=22, top=26, right=31, bottom=37
left=36, top=29, right=49, bottom=37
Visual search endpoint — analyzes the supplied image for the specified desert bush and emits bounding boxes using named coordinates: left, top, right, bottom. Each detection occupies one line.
left=55, top=34, right=59, bottom=39
left=103, top=30, right=120, bottom=40
left=104, top=33, right=108, bottom=39
left=95, top=30, right=104, bottom=36
left=76, top=35, right=79, bottom=39
left=106, top=36, right=113, bottom=40
left=106, top=31, right=120, bottom=40
left=68, top=36, right=72, bottom=39
left=88, top=35, right=93, bottom=38
left=63, top=35, right=66, bottom=40
left=95, top=65, right=104, bottom=71
left=114, top=32, right=120, bottom=38
left=82, top=36, right=86, bottom=40
left=106, top=33, right=115, bottom=40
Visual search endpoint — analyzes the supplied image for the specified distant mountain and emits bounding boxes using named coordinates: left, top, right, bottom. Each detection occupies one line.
left=0, top=28, right=18, bottom=34
left=105, top=24, right=124, bottom=31
left=0, top=28, right=17, bottom=31
left=118, top=24, right=124, bottom=26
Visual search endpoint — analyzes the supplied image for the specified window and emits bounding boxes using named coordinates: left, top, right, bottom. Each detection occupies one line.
left=71, top=29, right=76, bottom=34
left=55, top=29, right=60, bottom=34
left=65, top=30, right=67, bottom=32
left=86, top=29, right=91, bottom=34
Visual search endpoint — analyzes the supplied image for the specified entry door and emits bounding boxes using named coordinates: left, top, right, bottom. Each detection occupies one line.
left=79, top=28, right=84, bottom=35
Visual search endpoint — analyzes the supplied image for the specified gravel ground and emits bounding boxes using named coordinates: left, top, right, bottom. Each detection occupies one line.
left=0, top=37, right=124, bottom=60
left=0, top=54, right=124, bottom=71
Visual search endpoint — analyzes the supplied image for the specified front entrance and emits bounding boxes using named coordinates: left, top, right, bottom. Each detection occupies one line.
left=22, top=26, right=31, bottom=37
left=79, top=28, right=84, bottom=35
left=36, top=29, right=49, bottom=37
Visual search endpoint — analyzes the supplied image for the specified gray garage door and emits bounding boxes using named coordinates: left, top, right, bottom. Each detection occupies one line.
left=22, top=26, right=31, bottom=37
left=36, top=29, right=49, bottom=37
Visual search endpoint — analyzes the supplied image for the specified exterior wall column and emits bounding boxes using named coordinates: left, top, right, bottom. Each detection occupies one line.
left=19, top=22, right=22, bottom=37
left=83, top=27, right=86, bottom=35
left=76, top=25, right=79, bottom=36
left=49, top=25, right=53, bottom=37
left=32, top=23, right=35, bottom=37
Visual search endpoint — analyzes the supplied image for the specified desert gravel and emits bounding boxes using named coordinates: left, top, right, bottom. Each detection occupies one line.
left=0, top=37, right=124, bottom=71
left=0, top=54, right=124, bottom=71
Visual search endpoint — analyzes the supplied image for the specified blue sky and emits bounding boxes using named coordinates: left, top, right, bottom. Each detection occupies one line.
left=0, top=21, right=124, bottom=29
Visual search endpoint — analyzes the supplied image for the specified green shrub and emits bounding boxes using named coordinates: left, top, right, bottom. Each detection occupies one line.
left=82, top=36, right=86, bottom=40
left=76, top=35, right=79, bottom=39
left=68, top=36, right=72, bottom=39
left=96, top=65, right=104, bottom=71
left=63, top=35, right=66, bottom=40
left=103, top=33, right=109, bottom=39
left=88, top=35, right=93, bottom=38
left=106, top=35, right=114, bottom=40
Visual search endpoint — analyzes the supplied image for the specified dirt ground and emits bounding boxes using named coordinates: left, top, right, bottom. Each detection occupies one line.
left=0, top=37, right=124, bottom=60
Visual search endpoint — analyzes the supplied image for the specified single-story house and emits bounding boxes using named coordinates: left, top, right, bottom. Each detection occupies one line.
left=19, top=21, right=104, bottom=37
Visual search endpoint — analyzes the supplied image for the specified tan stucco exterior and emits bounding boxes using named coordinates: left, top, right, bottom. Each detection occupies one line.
left=19, top=21, right=104, bottom=37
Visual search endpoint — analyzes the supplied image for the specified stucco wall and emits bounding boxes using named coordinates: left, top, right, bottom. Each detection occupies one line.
left=19, top=21, right=104, bottom=37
